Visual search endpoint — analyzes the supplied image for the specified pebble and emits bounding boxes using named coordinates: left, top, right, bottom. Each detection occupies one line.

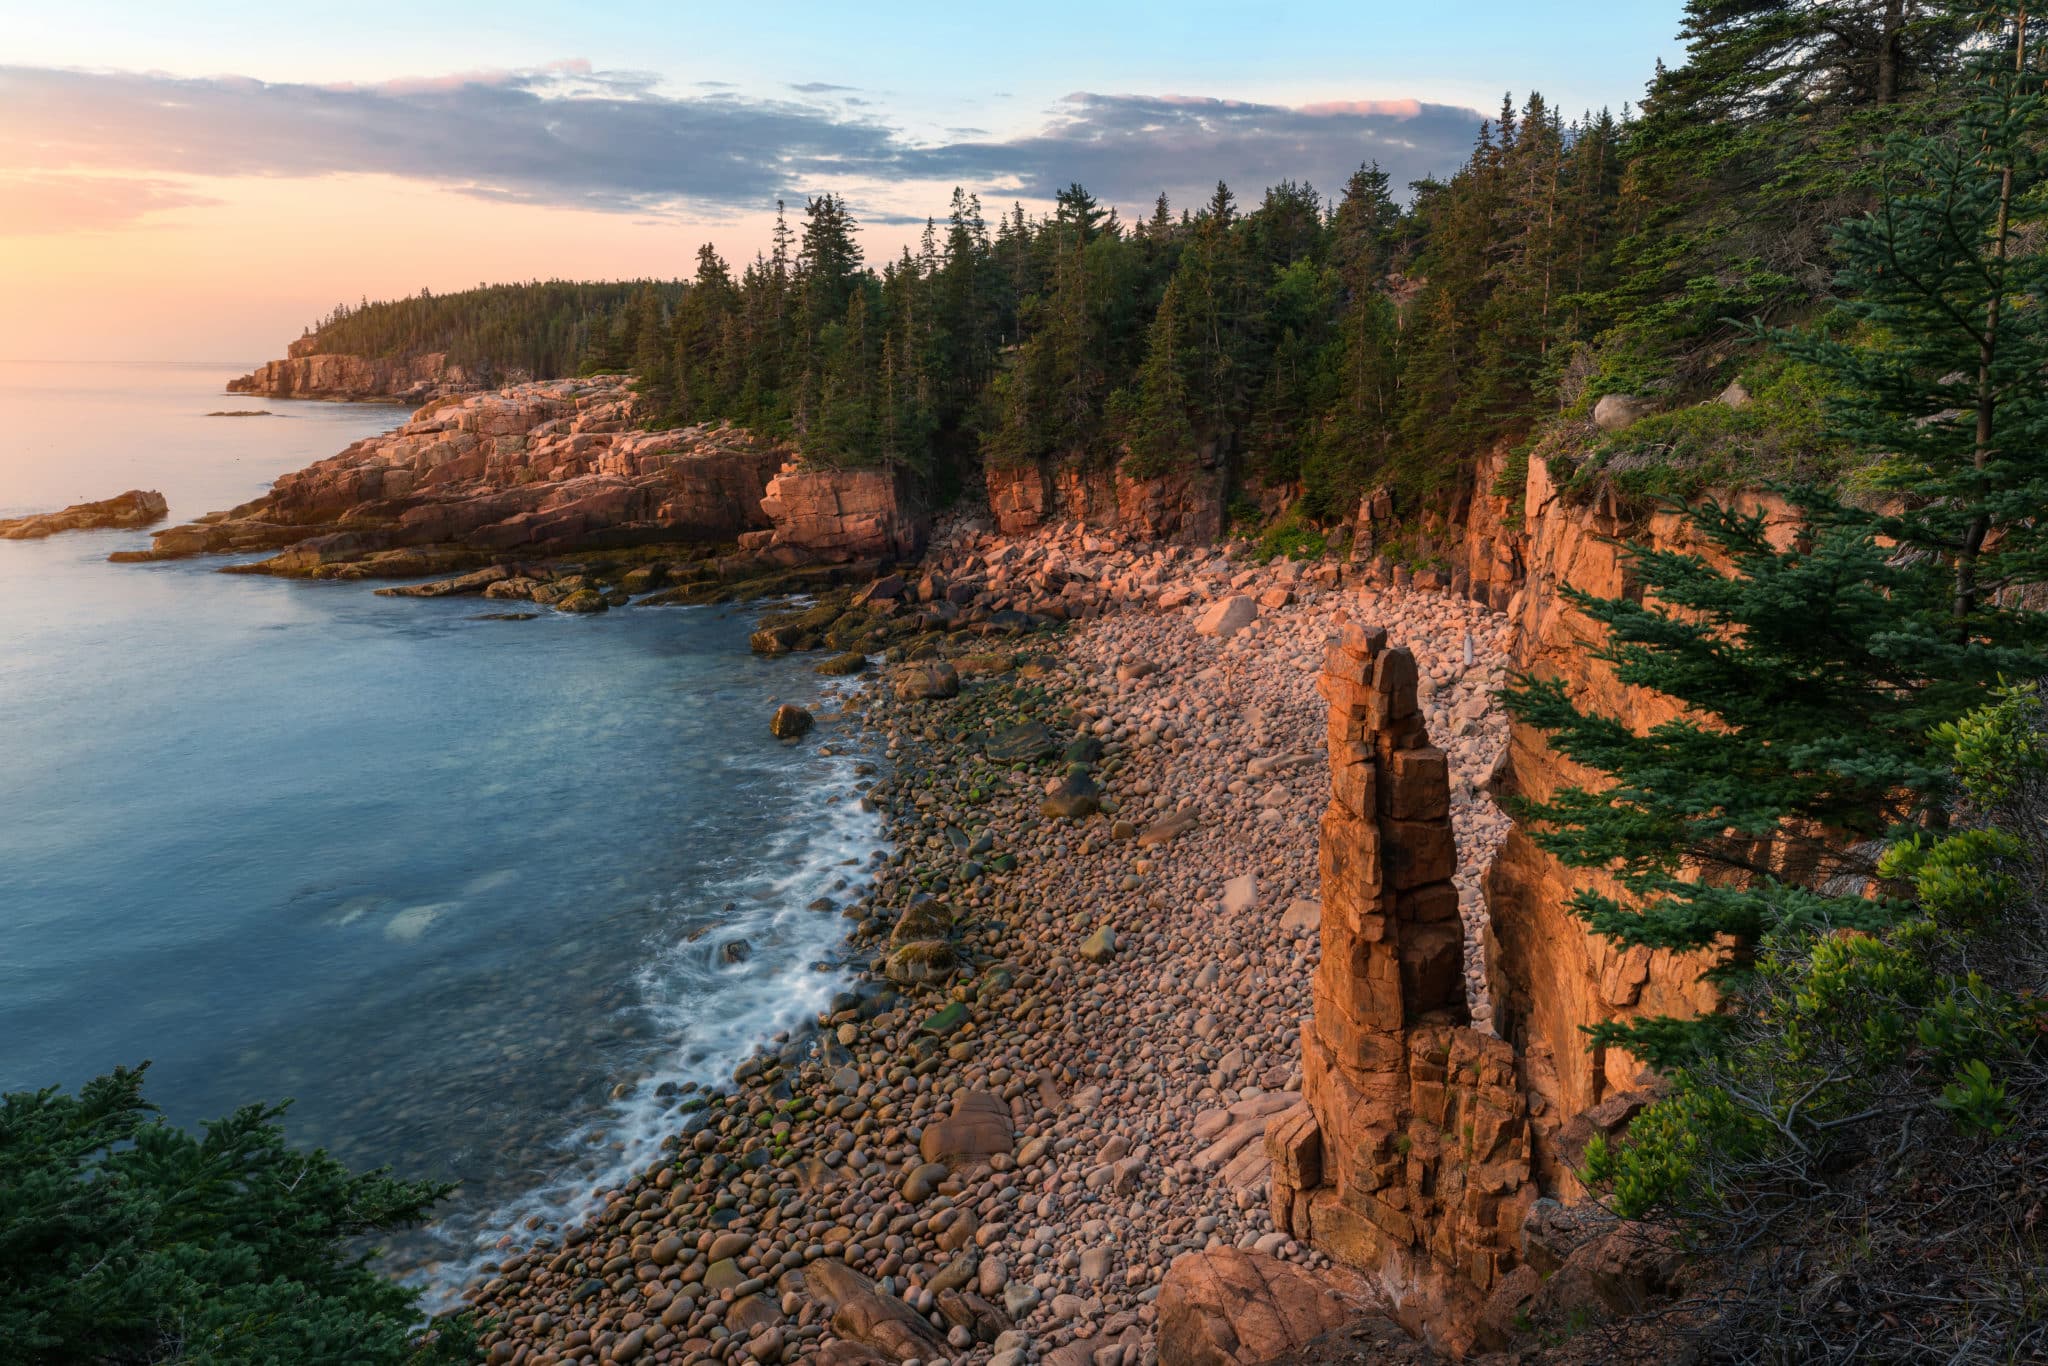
left=460, top=517, right=1516, bottom=1366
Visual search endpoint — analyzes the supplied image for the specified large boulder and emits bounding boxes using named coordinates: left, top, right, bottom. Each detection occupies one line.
left=1157, top=1247, right=1355, bottom=1365
left=1195, top=595, right=1259, bottom=640
left=1041, top=770, right=1101, bottom=820
left=986, top=721, right=1058, bottom=763
left=893, top=661, right=960, bottom=701
left=769, top=703, right=814, bottom=739
left=919, top=1090, right=1015, bottom=1168
left=884, top=940, right=956, bottom=984
left=1592, top=393, right=1657, bottom=432
left=889, top=898, right=954, bottom=945
left=798, top=1260, right=948, bottom=1362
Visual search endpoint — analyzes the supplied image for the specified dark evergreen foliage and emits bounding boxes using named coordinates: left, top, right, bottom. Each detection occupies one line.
left=302, top=281, right=684, bottom=384
left=0, top=1065, right=471, bottom=1365
left=1501, top=16, right=2048, bottom=1356
left=280, top=4, right=1998, bottom=532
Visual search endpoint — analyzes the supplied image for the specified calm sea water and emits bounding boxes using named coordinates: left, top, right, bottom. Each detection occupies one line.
left=0, top=361, right=883, bottom=1290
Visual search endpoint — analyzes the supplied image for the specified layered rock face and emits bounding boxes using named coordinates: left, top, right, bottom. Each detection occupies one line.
left=0, top=489, right=167, bottom=539
left=226, top=344, right=482, bottom=404
left=984, top=456, right=1223, bottom=542
left=1268, top=620, right=1535, bottom=1350
left=1443, top=448, right=1525, bottom=611
left=122, top=379, right=788, bottom=575
left=1475, top=455, right=1795, bottom=1183
left=756, top=463, right=925, bottom=564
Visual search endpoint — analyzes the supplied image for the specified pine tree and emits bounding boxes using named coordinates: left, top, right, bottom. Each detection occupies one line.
left=1124, top=274, right=1198, bottom=473
left=1775, top=8, right=2048, bottom=616
left=1503, top=5, right=2048, bottom=1065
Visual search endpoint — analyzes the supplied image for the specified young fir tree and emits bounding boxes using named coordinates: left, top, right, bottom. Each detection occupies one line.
left=1776, top=6, right=2048, bottom=617
left=1503, top=5, right=2048, bottom=1067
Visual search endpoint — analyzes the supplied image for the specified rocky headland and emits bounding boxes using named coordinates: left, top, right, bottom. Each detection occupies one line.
left=0, top=488, right=168, bottom=539
left=227, top=335, right=486, bottom=403
left=116, top=378, right=933, bottom=589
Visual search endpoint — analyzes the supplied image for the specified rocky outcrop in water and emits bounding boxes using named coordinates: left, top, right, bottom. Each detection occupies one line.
left=117, top=378, right=790, bottom=577
left=226, top=336, right=484, bottom=403
left=0, top=489, right=168, bottom=539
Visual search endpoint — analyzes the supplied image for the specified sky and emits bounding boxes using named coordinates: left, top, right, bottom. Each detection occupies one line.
left=0, top=1, right=1686, bottom=362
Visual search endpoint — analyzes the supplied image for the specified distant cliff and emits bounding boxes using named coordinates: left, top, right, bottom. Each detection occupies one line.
left=226, top=338, right=488, bottom=403
left=229, top=280, right=681, bottom=402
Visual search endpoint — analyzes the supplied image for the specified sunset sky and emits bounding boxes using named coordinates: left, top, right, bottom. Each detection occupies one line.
left=1, top=1, right=1681, bottom=362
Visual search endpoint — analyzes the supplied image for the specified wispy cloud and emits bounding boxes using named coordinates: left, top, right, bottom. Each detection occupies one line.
left=0, top=172, right=219, bottom=235
left=903, top=92, right=1486, bottom=207
left=0, top=64, right=1484, bottom=232
left=0, top=64, right=904, bottom=221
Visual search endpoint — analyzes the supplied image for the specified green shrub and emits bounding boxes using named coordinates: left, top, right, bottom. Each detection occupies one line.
left=1579, top=685, right=2048, bottom=1357
left=0, top=1065, right=473, bottom=1365
left=1560, top=355, right=1849, bottom=505
left=1248, top=505, right=1328, bottom=562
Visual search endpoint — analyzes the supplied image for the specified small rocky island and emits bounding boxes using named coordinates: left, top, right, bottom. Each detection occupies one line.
left=0, top=489, right=168, bottom=539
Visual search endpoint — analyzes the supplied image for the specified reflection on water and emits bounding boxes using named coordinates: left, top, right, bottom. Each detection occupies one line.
left=0, top=361, right=885, bottom=1297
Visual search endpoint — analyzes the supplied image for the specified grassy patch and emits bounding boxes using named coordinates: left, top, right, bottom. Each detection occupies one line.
left=1247, top=504, right=1328, bottom=563
left=1553, top=356, right=1851, bottom=507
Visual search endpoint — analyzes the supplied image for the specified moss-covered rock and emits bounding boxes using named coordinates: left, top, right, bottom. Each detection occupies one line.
left=885, top=940, right=957, bottom=984
left=815, top=651, right=869, bottom=676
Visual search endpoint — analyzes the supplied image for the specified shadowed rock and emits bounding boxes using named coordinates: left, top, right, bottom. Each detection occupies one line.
left=1157, top=1247, right=1354, bottom=1365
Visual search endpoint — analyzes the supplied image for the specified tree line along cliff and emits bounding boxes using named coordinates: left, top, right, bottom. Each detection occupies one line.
left=263, top=2, right=1999, bottom=538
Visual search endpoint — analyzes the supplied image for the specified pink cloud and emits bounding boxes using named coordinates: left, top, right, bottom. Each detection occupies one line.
left=0, top=173, right=217, bottom=235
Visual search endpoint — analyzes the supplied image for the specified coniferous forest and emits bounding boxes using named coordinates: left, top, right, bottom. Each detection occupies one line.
left=300, top=281, right=685, bottom=386
left=43, top=7, right=2034, bottom=1361
left=304, top=2, right=2011, bottom=527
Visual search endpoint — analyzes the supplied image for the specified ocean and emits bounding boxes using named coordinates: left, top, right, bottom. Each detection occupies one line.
left=0, top=360, right=884, bottom=1291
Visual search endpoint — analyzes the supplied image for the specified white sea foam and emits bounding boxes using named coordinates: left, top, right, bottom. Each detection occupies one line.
left=414, top=684, right=886, bottom=1307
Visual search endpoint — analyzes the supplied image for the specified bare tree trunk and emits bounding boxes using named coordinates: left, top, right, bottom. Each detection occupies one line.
left=1876, top=0, right=1905, bottom=105
left=1955, top=7, right=2027, bottom=619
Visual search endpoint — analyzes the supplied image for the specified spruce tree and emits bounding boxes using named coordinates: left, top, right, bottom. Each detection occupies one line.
left=1503, top=4, right=2048, bottom=1064
left=1775, top=8, right=2048, bottom=616
left=0, top=1066, right=472, bottom=1365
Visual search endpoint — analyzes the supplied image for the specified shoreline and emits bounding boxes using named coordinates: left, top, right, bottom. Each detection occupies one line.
left=458, top=523, right=1514, bottom=1365
left=401, top=648, right=895, bottom=1307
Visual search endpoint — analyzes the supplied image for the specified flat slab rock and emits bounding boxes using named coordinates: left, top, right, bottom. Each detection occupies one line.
left=1190, top=1090, right=1300, bottom=1172
left=1195, top=593, right=1259, bottom=640
left=1157, top=1246, right=1357, bottom=1366
left=919, top=1089, right=1015, bottom=1167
